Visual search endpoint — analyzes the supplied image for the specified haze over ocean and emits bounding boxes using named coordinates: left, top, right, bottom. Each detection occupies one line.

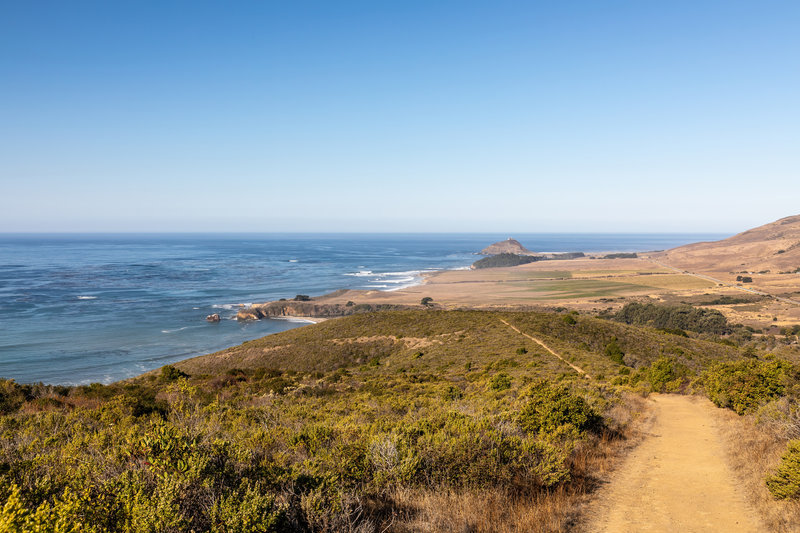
left=0, top=233, right=725, bottom=385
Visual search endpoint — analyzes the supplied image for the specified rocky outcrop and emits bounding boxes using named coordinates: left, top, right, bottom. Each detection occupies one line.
left=479, top=238, right=535, bottom=256
left=206, top=313, right=221, bottom=322
left=236, top=301, right=409, bottom=321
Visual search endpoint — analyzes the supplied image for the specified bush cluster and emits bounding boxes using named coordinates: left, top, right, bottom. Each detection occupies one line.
left=767, top=440, right=800, bottom=499
left=471, top=253, right=541, bottom=269
left=703, top=359, right=797, bottom=415
left=0, top=309, right=624, bottom=533
left=612, top=302, right=730, bottom=335
left=601, top=253, right=637, bottom=259
left=517, top=381, right=601, bottom=436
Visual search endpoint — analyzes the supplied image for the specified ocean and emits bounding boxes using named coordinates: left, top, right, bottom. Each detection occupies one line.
left=0, top=233, right=726, bottom=385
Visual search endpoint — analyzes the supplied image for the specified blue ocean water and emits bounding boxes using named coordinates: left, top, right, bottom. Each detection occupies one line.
left=0, top=233, right=725, bottom=385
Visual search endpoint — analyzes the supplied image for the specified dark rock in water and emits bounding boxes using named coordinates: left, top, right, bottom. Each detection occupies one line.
left=206, top=313, right=221, bottom=323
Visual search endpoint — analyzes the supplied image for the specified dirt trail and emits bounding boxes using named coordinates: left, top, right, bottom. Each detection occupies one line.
left=586, top=394, right=764, bottom=532
left=499, top=319, right=588, bottom=376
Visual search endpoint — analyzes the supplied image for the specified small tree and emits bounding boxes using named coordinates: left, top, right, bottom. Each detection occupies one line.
left=161, top=365, right=188, bottom=382
left=604, top=337, right=625, bottom=365
left=421, top=297, right=433, bottom=306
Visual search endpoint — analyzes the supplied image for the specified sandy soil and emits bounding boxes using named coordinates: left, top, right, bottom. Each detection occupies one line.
left=585, top=394, right=765, bottom=532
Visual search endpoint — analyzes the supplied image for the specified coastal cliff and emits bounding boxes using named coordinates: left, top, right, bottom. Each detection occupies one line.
left=236, top=300, right=410, bottom=320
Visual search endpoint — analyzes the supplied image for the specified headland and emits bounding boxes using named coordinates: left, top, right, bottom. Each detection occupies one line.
left=238, top=216, right=800, bottom=330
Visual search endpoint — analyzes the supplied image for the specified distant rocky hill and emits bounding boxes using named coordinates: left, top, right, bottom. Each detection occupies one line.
left=479, top=238, right=535, bottom=255
left=653, top=214, right=800, bottom=273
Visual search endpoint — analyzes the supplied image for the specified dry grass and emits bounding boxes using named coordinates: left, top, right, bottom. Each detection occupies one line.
left=387, top=487, right=577, bottom=533
left=611, top=273, right=715, bottom=290
left=569, top=269, right=669, bottom=278
left=383, top=393, right=650, bottom=533
left=711, top=404, right=800, bottom=532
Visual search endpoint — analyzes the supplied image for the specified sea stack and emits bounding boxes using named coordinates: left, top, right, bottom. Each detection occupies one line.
left=479, top=238, right=534, bottom=256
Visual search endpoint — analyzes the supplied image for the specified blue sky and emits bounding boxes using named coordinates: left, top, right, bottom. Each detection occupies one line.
left=1, top=1, right=798, bottom=233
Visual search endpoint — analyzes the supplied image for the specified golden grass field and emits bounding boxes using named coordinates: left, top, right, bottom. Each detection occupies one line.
left=308, top=255, right=800, bottom=328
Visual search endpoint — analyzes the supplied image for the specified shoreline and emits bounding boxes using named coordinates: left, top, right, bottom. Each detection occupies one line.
left=236, top=251, right=659, bottom=321
left=237, top=239, right=800, bottom=331
left=7, top=233, right=776, bottom=386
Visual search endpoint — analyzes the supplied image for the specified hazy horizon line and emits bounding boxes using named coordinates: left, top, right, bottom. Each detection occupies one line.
left=0, top=230, right=731, bottom=236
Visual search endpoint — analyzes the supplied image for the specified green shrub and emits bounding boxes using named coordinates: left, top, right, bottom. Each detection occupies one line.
left=766, top=441, right=800, bottom=499
left=704, top=359, right=797, bottom=415
left=613, top=302, right=729, bottom=335
left=518, top=381, right=601, bottom=436
left=646, top=357, right=691, bottom=393
left=0, top=379, right=27, bottom=415
left=160, top=365, right=188, bottom=382
left=562, top=314, right=577, bottom=325
left=490, top=373, right=512, bottom=391
left=207, top=482, right=286, bottom=532
left=604, top=337, right=624, bottom=365
left=657, top=327, right=688, bottom=337
left=443, top=385, right=463, bottom=401
left=403, top=412, right=569, bottom=489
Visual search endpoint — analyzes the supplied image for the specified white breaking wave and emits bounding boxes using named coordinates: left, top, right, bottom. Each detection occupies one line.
left=212, top=303, right=252, bottom=310
left=77, top=296, right=97, bottom=300
left=345, top=270, right=373, bottom=277
left=381, top=270, right=433, bottom=276
left=161, top=326, right=191, bottom=334
left=347, top=268, right=440, bottom=292
left=377, top=277, right=416, bottom=284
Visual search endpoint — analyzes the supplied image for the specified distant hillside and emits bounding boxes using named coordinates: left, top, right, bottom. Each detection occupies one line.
left=653, top=214, right=800, bottom=273
left=479, top=238, right=535, bottom=255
